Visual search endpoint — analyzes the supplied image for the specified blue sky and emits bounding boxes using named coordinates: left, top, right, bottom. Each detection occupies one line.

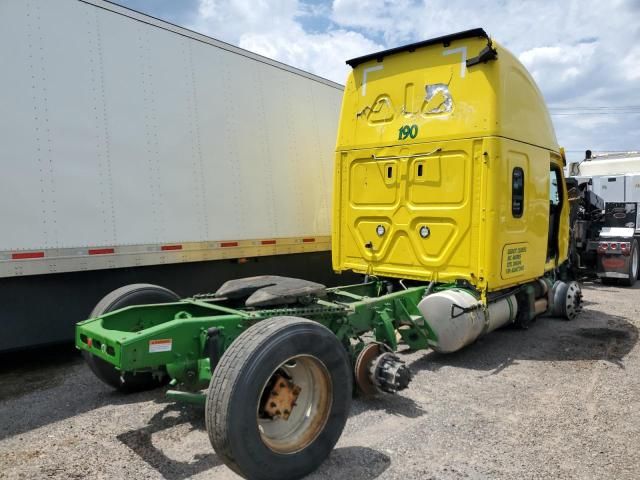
left=115, top=0, right=640, bottom=161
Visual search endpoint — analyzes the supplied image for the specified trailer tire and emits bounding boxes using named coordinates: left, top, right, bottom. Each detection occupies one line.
left=82, top=283, right=180, bottom=393
left=622, top=239, right=639, bottom=287
left=206, top=316, right=352, bottom=480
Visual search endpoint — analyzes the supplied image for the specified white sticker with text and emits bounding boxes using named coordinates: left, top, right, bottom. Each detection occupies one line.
left=149, top=338, right=172, bottom=353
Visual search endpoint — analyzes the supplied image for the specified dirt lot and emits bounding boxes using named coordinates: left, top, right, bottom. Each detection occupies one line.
left=1, top=282, right=639, bottom=480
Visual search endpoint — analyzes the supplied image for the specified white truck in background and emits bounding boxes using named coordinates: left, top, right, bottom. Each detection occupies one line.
left=0, top=0, right=349, bottom=351
left=568, top=150, right=640, bottom=230
left=567, top=150, right=640, bottom=285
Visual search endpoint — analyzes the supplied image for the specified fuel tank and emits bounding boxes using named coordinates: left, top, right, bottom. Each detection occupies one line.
left=417, top=289, right=518, bottom=353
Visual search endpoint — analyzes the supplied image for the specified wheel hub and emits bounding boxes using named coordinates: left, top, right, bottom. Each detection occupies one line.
left=551, top=280, right=583, bottom=320
left=354, top=343, right=412, bottom=395
left=257, top=355, right=332, bottom=454
left=262, top=374, right=302, bottom=420
left=354, top=343, right=383, bottom=395
left=564, top=281, right=583, bottom=320
left=369, top=352, right=411, bottom=394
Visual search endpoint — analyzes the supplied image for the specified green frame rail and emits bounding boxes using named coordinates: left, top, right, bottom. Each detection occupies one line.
left=76, top=281, right=437, bottom=396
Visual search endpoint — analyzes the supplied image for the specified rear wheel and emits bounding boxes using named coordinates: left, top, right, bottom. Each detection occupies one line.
left=206, top=316, right=352, bottom=480
left=622, top=240, right=639, bottom=287
left=551, top=280, right=582, bottom=320
left=82, top=283, right=180, bottom=392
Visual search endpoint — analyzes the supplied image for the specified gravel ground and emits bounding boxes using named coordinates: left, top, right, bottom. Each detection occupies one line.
left=1, top=281, right=639, bottom=480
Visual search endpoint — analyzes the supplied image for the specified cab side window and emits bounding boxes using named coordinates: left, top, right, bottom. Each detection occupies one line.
left=547, top=166, right=563, bottom=261
left=549, top=171, right=560, bottom=206
left=512, top=167, right=524, bottom=218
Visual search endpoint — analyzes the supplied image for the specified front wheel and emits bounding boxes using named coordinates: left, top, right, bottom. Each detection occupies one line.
left=206, top=316, right=352, bottom=480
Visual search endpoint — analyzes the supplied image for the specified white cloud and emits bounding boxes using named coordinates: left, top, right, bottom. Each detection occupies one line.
left=518, top=43, right=597, bottom=95
left=332, top=0, right=418, bottom=45
left=185, top=0, right=640, bottom=159
left=240, top=29, right=382, bottom=83
left=622, top=46, right=640, bottom=81
left=194, top=0, right=298, bottom=42
left=191, top=0, right=381, bottom=82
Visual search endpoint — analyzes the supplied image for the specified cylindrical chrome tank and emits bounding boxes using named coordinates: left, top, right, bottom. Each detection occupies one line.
left=417, top=289, right=518, bottom=353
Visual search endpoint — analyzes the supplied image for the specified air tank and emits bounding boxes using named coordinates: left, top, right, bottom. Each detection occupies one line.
left=417, top=289, right=518, bottom=353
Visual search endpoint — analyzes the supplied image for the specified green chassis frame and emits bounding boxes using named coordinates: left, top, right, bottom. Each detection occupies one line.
left=76, top=281, right=440, bottom=403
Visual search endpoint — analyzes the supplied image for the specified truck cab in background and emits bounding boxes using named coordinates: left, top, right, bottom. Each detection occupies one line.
left=567, top=151, right=640, bottom=285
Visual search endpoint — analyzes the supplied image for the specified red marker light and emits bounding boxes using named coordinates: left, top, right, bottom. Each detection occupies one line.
left=88, top=248, right=115, bottom=255
left=161, top=245, right=182, bottom=251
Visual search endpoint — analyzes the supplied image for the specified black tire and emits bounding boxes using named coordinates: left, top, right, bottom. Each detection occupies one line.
left=622, top=240, right=639, bottom=287
left=206, top=316, right=352, bottom=480
left=82, top=283, right=180, bottom=393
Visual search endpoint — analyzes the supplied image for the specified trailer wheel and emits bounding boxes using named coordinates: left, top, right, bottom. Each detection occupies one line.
left=622, top=239, right=639, bottom=286
left=82, top=283, right=180, bottom=392
left=206, top=316, right=352, bottom=480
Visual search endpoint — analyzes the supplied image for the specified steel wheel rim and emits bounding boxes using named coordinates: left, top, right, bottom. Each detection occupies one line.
left=257, top=354, right=332, bottom=454
left=633, top=247, right=638, bottom=279
left=565, top=282, right=581, bottom=319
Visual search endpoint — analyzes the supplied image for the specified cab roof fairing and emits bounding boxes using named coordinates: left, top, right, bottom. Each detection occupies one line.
left=346, top=28, right=491, bottom=68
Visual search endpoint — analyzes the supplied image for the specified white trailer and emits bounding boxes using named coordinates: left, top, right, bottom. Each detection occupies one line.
left=0, top=0, right=348, bottom=351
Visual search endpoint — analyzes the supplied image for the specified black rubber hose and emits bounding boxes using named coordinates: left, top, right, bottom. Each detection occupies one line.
left=207, top=327, right=221, bottom=370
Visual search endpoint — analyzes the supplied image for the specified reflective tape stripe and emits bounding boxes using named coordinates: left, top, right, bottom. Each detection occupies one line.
left=0, top=235, right=331, bottom=278
left=7, top=237, right=325, bottom=259
left=88, top=248, right=115, bottom=255
left=11, top=252, right=45, bottom=260
left=161, top=245, right=183, bottom=251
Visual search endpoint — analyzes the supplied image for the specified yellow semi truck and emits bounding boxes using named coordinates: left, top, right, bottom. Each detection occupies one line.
left=334, top=28, right=570, bottom=298
left=76, top=28, right=583, bottom=479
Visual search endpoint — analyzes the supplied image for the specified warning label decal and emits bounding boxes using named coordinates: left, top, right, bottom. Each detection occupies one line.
left=149, top=338, right=172, bottom=353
